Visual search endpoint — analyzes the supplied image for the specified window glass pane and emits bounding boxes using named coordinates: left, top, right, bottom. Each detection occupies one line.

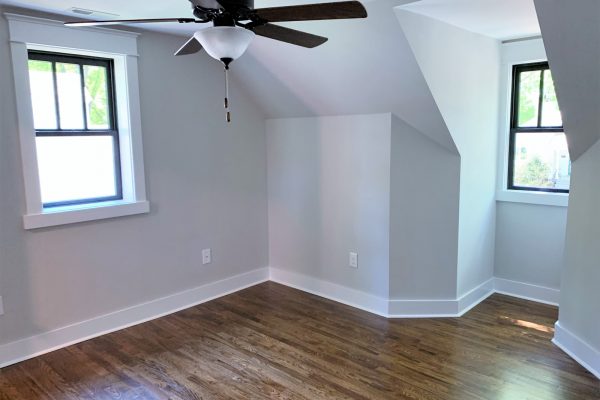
left=56, top=63, right=85, bottom=129
left=541, top=70, right=563, bottom=127
left=36, top=136, right=118, bottom=205
left=517, top=70, right=541, bottom=128
left=513, top=132, right=570, bottom=190
left=84, top=65, right=110, bottom=129
left=27, top=60, right=57, bottom=130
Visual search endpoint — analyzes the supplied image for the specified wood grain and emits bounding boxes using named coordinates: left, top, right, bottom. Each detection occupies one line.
left=0, top=282, right=598, bottom=399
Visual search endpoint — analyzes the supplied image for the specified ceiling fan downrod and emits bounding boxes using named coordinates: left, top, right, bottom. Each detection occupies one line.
left=223, top=58, right=232, bottom=123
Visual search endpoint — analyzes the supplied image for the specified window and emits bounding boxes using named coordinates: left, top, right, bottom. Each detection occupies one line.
left=7, top=13, right=149, bottom=229
left=28, top=51, right=122, bottom=207
left=508, top=62, right=570, bottom=193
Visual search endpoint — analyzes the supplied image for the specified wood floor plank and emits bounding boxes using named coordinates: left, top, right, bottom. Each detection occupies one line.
left=0, top=282, right=598, bottom=399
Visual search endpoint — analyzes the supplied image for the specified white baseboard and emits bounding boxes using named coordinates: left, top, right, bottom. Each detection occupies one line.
left=271, top=268, right=494, bottom=318
left=388, top=278, right=494, bottom=318
left=493, top=277, right=560, bottom=306
left=0, top=267, right=269, bottom=369
left=269, top=267, right=389, bottom=317
left=553, top=321, right=600, bottom=380
left=458, top=278, right=496, bottom=315
left=0, top=268, right=565, bottom=371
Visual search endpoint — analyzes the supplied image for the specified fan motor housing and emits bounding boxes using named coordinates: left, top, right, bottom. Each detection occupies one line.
left=191, top=0, right=255, bottom=11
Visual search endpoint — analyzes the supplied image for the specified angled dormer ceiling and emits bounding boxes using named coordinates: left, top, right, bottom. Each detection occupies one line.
left=233, top=0, right=457, bottom=152
left=0, top=0, right=543, bottom=153
left=0, top=0, right=458, bottom=151
left=401, top=0, right=540, bottom=40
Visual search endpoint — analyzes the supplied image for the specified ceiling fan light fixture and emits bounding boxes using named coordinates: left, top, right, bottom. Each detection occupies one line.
left=194, top=26, right=255, bottom=64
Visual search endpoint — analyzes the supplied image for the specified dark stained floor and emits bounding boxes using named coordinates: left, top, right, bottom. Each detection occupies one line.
left=0, top=281, right=598, bottom=399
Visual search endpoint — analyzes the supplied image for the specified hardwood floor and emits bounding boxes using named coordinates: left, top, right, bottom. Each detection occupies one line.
left=0, top=282, right=598, bottom=399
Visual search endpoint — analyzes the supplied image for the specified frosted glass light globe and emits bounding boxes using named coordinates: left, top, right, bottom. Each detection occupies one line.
left=194, top=26, right=255, bottom=62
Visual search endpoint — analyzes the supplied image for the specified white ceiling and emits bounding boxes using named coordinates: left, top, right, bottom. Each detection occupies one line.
left=0, top=0, right=365, bottom=36
left=0, top=0, right=540, bottom=150
left=0, top=0, right=540, bottom=40
left=0, top=0, right=196, bottom=35
left=399, top=0, right=540, bottom=40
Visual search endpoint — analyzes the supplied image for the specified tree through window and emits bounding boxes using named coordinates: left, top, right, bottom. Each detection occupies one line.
left=28, top=51, right=122, bottom=207
left=508, top=62, right=570, bottom=193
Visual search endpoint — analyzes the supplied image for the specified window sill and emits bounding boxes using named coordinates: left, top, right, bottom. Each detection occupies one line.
left=23, top=200, right=150, bottom=230
left=496, top=190, right=568, bottom=207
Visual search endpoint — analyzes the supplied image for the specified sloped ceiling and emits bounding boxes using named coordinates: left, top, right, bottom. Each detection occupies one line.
left=0, top=0, right=541, bottom=151
left=233, top=0, right=456, bottom=151
left=0, top=0, right=458, bottom=152
left=400, top=0, right=539, bottom=41
left=534, top=0, right=600, bottom=161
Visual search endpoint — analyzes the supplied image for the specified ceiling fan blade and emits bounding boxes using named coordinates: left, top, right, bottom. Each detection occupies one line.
left=253, top=24, right=327, bottom=48
left=175, top=36, right=204, bottom=56
left=253, top=1, right=367, bottom=23
left=64, top=18, right=197, bottom=27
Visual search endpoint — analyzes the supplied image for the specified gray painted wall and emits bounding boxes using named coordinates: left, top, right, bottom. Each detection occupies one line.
left=267, top=113, right=462, bottom=301
left=559, top=141, right=600, bottom=348
left=267, top=114, right=391, bottom=298
left=494, top=202, right=566, bottom=290
left=535, top=0, right=600, bottom=351
left=0, top=14, right=268, bottom=345
left=389, top=115, right=460, bottom=300
left=397, top=10, right=500, bottom=297
left=534, top=0, right=600, bottom=162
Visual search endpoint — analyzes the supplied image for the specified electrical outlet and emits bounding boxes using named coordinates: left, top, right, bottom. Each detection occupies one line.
left=0, top=296, right=4, bottom=316
left=349, top=252, right=358, bottom=268
left=202, top=248, right=212, bottom=265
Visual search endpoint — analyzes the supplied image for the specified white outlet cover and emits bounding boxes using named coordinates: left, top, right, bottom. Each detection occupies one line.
left=349, top=252, right=358, bottom=268
left=202, top=248, right=211, bottom=265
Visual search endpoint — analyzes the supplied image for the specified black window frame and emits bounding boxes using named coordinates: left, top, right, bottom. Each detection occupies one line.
left=508, top=61, right=568, bottom=194
left=28, top=50, right=123, bottom=208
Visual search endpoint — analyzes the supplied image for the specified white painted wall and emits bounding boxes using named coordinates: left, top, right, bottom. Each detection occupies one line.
left=494, top=202, right=566, bottom=290
left=267, top=114, right=391, bottom=298
left=396, top=9, right=500, bottom=297
left=389, top=115, right=460, bottom=300
left=495, top=39, right=547, bottom=194
left=534, top=0, right=600, bottom=375
left=0, top=11, right=268, bottom=345
left=493, top=38, right=568, bottom=292
left=559, top=141, right=600, bottom=349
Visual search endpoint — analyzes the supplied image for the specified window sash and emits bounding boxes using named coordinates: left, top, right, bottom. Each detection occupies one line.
left=28, top=51, right=123, bottom=207
left=508, top=62, right=568, bottom=193
left=507, top=129, right=569, bottom=193
left=37, top=131, right=123, bottom=208
left=510, top=62, right=563, bottom=131
left=28, top=51, right=117, bottom=132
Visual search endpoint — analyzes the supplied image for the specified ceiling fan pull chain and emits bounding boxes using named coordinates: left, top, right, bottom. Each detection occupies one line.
left=224, top=66, right=231, bottom=123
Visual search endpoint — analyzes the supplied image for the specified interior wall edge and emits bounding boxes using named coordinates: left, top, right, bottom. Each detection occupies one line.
left=553, top=321, right=600, bottom=380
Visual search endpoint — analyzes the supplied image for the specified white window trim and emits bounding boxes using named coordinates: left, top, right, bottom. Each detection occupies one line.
left=5, top=13, right=150, bottom=229
left=496, top=38, right=568, bottom=208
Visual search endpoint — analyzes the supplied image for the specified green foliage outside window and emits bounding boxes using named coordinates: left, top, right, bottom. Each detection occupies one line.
left=517, top=71, right=541, bottom=127
left=84, top=66, right=109, bottom=128
left=515, top=156, right=552, bottom=188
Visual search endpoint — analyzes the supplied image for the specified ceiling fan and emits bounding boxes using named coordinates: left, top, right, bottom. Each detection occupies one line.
left=65, top=0, right=368, bottom=122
